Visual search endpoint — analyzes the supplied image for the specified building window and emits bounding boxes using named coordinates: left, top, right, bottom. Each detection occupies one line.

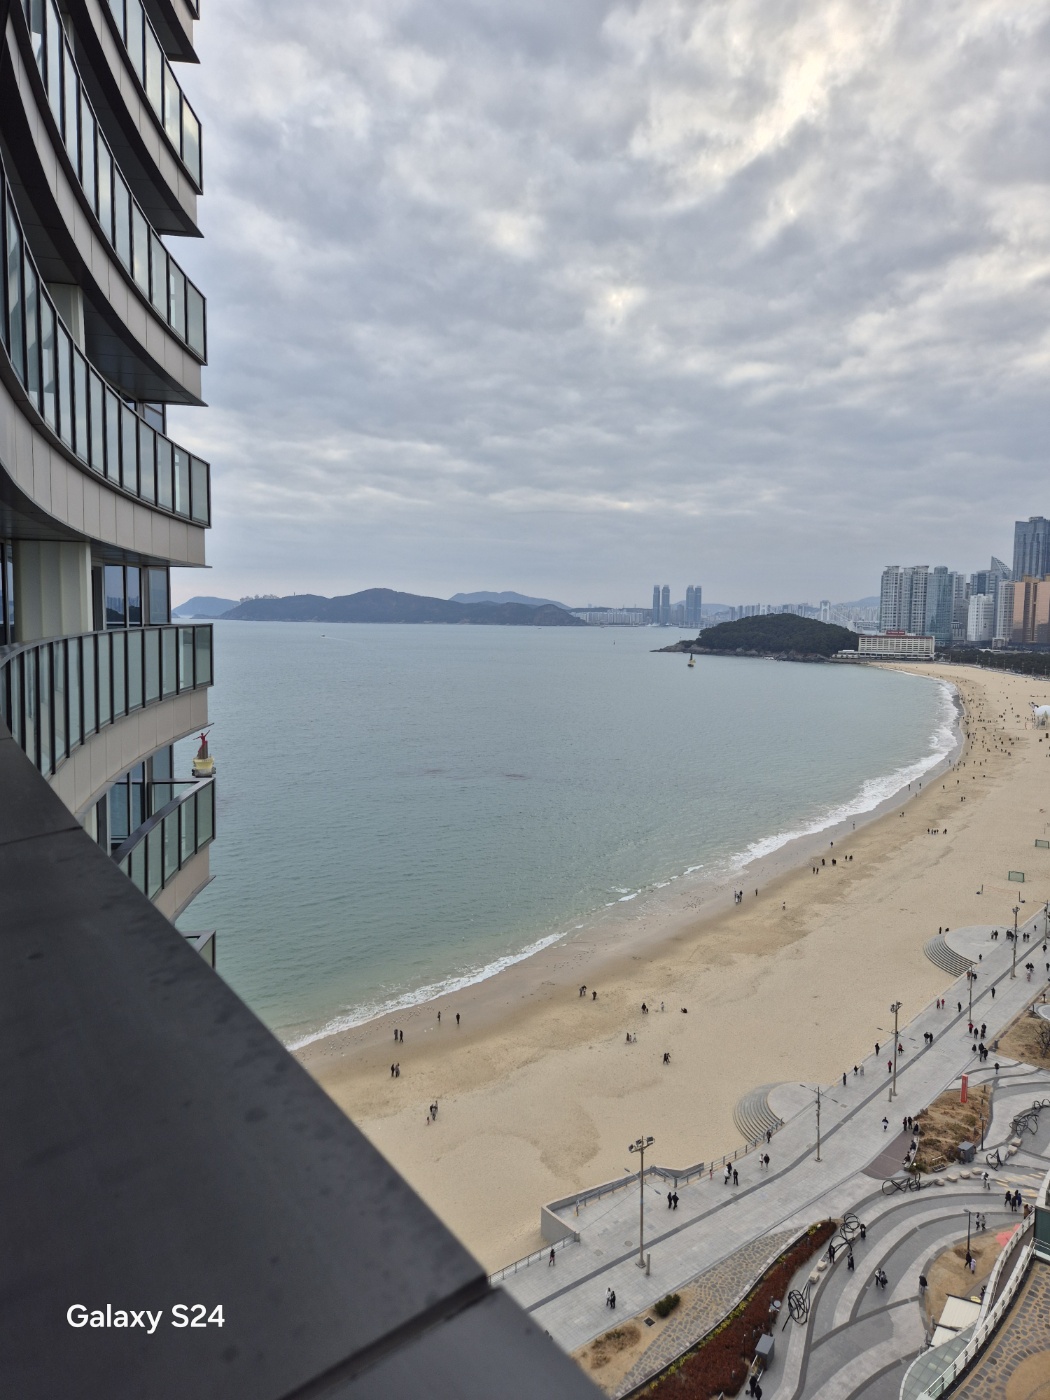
left=104, top=565, right=126, bottom=627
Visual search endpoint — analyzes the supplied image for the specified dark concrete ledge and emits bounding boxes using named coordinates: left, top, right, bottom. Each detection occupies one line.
left=0, top=723, right=598, bottom=1399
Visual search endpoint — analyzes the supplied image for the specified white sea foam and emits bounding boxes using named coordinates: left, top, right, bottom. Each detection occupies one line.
left=285, top=928, right=567, bottom=1050
left=725, top=679, right=958, bottom=871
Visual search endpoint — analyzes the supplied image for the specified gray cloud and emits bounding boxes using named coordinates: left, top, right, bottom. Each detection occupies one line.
left=167, top=0, right=1050, bottom=604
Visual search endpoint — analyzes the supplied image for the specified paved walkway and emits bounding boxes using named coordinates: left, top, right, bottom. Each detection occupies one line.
left=502, top=911, right=1050, bottom=1372
left=952, top=1259, right=1050, bottom=1400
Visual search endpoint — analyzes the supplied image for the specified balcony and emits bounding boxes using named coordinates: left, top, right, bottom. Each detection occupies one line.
left=0, top=622, right=212, bottom=777
left=12, top=0, right=206, bottom=358
left=1, top=167, right=211, bottom=528
left=113, top=772, right=214, bottom=904
left=101, top=0, right=203, bottom=190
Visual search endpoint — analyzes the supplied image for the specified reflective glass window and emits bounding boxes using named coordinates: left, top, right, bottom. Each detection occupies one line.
left=104, top=387, right=120, bottom=479
left=163, top=811, right=179, bottom=883
left=108, top=782, right=129, bottom=846
left=82, top=635, right=95, bottom=733
left=80, top=98, right=96, bottom=211
left=186, top=282, right=205, bottom=357
left=168, top=263, right=185, bottom=342
left=181, top=794, right=196, bottom=862
left=97, top=145, right=113, bottom=241
left=147, top=826, right=162, bottom=899
left=149, top=233, right=167, bottom=317
left=63, top=49, right=78, bottom=167
left=107, top=0, right=125, bottom=38
left=156, top=438, right=173, bottom=510
left=53, top=642, right=66, bottom=764
left=174, top=449, right=189, bottom=515
left=126, top=567, right=142, bottom=626
left=6, top=207, right=24, bottom=379
left=126, top=628, right=143, bottom=708
left=56, top=325, right=72, bottom=446
left=73, top=351, right=88, bottom=459
left=190, top=457, right=209, bottom=523
left=97, top=631, right=111, bottom=725
left=144, top=628, right=159, bottom=702
left=120, top=401, right=137, bottom=493
left=137, top=422, right=156, bottom=503
left=24, top=262, right=40, bottom=407
left=113, top=172, right=131, bottom=270
left=178, top=627, right=194, bottom=689
left=163, top=63, right=180, bottom=147
left=183, top=106, right=201, bottom=188
left=40, top=298, right=56, bottom=429
left=194, top=627, right=211, bottom=685
left=111, top=629, right=126, bottom=714
left=104, top=567, right=125, bottom=627
left=24, top=650, right=37, bottom=766
left=45, top=4, right=62, bottom=126
left=144, top=27, right=162, bottom=113
left=197, top=783, right=214, bottom=845
left=89, top=371, right=105, bottom=471
left=130, top=842, right=146, bottom=892
left=161, top=627, right=176, bottom=696
left=147, top=569, right=169, bottom=625
left=125, top=0, right=144, bottom=82
left=67, top=638, right=81, bottom=748
left=28, top=0, right=44, bottom=64
left=131, top=205, right=149, bottom=294
left=39, top=647, right=51, bottom=773
left=7, top=653, right=22, bottom=748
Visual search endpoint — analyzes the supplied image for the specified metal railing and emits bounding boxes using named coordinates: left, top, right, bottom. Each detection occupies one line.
left=114, top=776, right=214, bottom=901
left=0, top=160, right=210, bottom=524
left=488, top=1234, right=579, bottom=1285
left=103, top=0, right=203, bottom=189
left=0, top=624, right=212, bottom=776
left=17, top=0, right=206, bottom=354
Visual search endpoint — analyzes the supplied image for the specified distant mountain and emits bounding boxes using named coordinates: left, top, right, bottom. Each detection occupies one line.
left=450, top=590, right=569, bottom=609
left=221, top=588, right=586, bottom=627
left=171, top=595, right=238, bottom=618
left=661, top=614, right=858, bottom=659
left=840, top=596, right=879, bottom=609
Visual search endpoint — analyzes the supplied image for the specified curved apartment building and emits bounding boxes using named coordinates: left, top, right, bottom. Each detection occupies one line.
left=0, top=0, right=214, bottom=935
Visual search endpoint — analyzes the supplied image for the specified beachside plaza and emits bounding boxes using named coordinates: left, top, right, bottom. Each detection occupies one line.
left=500, top=912, right=1050, bottom=1399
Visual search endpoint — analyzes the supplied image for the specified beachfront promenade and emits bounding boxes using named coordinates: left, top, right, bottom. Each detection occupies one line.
left=501, top=909, right=1050, bottom=1389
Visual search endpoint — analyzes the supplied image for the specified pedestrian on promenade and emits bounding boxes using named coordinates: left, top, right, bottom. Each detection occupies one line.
left=724, top=1165, right=732, bottom=1185
left=887, top=1060, right=892, bottom=1074
left=882, top=1117, right=889, bottom=1130
left=843, top=1072, right=847, bottom=1087
left=763, top=1154, right=770, bottom=1169
left=847, top=1248, right=855, bottom=1272
left=992, top=987, right=996, bottom=999
left=1014, top=1189, right=1022, bottom=1210
left=733, top=1168, right=739, bottom=1186
left=860, top=1223, right=867, bottom=1241
left=828, top=1242, right=836, bottom=1264
left=969, top=1255, right=976, bottom=1274
left=1005, top=1189, right=1013, bottom=1209
left=875, top=1041, right=880, bottom=1057
left=672, top=1192, right=679, bottom=1210
left=668, top=1191, right=673, bottom=1209
left=548, top=1248, right=556, bottom=1267
left=878, top=1269, right=887, bottom=1289
left=918, top=1275, right=927, bottom=1295
left=605, top=1288, right=612, bottom=1308
left=766, top=1129, right=772, bottom=1145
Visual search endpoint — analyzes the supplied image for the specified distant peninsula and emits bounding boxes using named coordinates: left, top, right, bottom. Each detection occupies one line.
left=659, top=613, right=859, bottom=660
left=220, top=588, right=587, bottom=626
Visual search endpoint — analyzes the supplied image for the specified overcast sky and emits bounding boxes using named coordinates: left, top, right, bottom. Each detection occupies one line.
left=168, top=0, right=1050, bottom=608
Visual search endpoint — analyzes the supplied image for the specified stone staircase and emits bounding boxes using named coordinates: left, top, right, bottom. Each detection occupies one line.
left=923, top=933, right=973, bottom=978
left=733, top=1084, right=784, bottom=1144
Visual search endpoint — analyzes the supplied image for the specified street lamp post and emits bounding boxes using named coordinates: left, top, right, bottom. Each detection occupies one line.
left=890, top=1002, right=902, bottom=1101
left=964, top=1208, right=973, bottom=1259
left=1012, top=907, right=1020, bottom=978
left=628, top=1135, right=654, bottom=1270
left=799, top=1085, right=822, bottom=1162
left=967, top=969, right=978, bottom=1023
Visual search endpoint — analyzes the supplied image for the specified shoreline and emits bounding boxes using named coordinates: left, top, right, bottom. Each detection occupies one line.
left=288, top=671, right=958, bottom=1051
left=301, top=663, right=1050, bottom=1269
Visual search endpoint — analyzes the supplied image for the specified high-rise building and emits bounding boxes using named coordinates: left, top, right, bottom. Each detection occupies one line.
left=684, top=584, right=702, bottom=628
left=999, top=576, right=1050, bottom=646
left=950, top=571, right=969, bottom=644
left=660, top=584, right=670, bottom=625
left=1013, top=518, right=1050, bottom=582
left=966, top=594, right=995, bottom=643
left=879, top=565, right=928, bottom=634
left=652, top=584, right=661, bottom=623
left=0, top=0, right=214, bottom=924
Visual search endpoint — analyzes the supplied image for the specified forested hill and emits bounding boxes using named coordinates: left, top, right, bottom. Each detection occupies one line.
left=221, top=588, right=586, bottom=626
left=662, top=614, right=859, bottom=658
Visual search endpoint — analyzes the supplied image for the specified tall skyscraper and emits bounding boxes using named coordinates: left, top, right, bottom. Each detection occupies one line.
left=684, top=584, right=702, bottom=628
left=660, top=584, right=670, bottom=625
left=1013, top=518, right=1050, bottom=581
left=966, top=594, right=995, bottom=643
left=652, top=584, right=661, bottom=623
left=879, top=566, right=928, bottom=634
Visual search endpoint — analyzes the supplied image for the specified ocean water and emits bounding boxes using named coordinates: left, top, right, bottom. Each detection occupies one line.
left=176, top=623, right=955, bottom=1046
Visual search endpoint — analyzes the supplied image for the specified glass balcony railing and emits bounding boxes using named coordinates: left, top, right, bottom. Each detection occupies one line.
left=1, top=161, right=211, bottom=525
left=0, top=624, right=212, bottom=777
left=103, top=0, right=203, bottom=190
left=18, top=0, right=206, bottom=358
left=114, top=776, right=214, bottom=901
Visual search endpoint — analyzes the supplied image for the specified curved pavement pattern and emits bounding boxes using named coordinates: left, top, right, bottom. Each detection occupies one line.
left=923, top=934, right=973, bottom=978
left=503, top=906, right=1050, bottom=1392
left=735, top=1084, right=786, bottom=1143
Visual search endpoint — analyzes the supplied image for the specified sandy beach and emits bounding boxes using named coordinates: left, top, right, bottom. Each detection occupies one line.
left=299, top=663, right=1050, bottom=1271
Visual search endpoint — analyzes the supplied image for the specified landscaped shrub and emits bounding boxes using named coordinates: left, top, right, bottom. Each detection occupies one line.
left=643, top=1221, right=836, bottom=1398
left=653, top=1293, right=681, bottom=1319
